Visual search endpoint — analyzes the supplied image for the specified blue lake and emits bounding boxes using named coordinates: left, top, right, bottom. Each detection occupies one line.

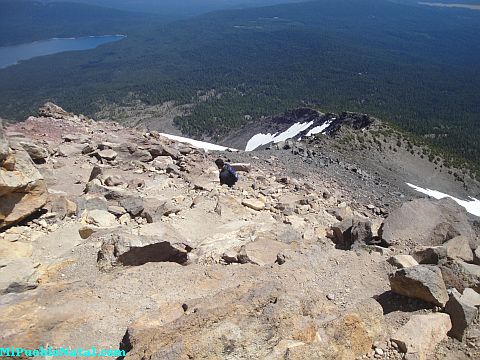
left=0, top=35, right=125, bottom=69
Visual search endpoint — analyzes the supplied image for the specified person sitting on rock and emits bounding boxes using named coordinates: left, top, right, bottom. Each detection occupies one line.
left=215, top=158, right=238, bottom=187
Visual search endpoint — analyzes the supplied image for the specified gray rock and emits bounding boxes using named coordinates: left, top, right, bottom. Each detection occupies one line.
left=389, top=265, right=449, bottom=306
left=445, top=288, right=478, bottom=341
left=132, top=149, right=153, bottom=162
left=149, top=144, right=181, bottom=160
left=84, top=179, right=128, bottom=200
left=97, top=226, right=191, bottom=270
left=119, top=196, right=144, bottom=217
left=102, top=176, right=124, bottom=188
left=151, top=156, right=174, bottom=170
left=475, top=246, right=480, bottom=265
left=222, top=250, right=239, bottom=264
left=242, top=199, right=265, bottom=211
left=0, top=119, right=9, bottom=165
left=276, top=202, right=295, bottom=216
left=330, top=218, right=354, bottom=250
left=444, top=261, right=480, bottom=293
left=84, top=210, right=117, bottom=227
left=444, top=236, right=474, bottom=262
left=82, top=143, right=96, bottom=155
left=351, top=219, right=373, bottom=247
left=275, top=228, right=302, bottom=244
left=380, top=198, right=475, bottom=247
left=413, top=246, right=447, bottom=264
left=128, top=178, right=145, bottom=189
left=391, top=313, right=451, bottom=360
left=462, top=288, right=480, bottom=308
left=97, top=149, right=117, bottom=161
left=88, top=165, right=103, bottom=182
left=108, top=205, right=126, bottom=217
left=76, top=195, right=108, bottom=216
left=388, top=255, right=419, bottom=269
left=47, top=195, right=77, bottom=219
left=20, top=141, right=48, bottom=162
left=141, top=198, right=181, bottom=223
left=0, top=259, right=38, bottom=294
left=237, top=239, right=287, bottom=266
left=330, top=217, right=373, bottom=250
left=327, top=206, right=353, bottom=221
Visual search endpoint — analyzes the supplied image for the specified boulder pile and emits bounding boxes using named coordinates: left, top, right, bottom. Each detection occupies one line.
left=0, top=104, right=479, bottom=360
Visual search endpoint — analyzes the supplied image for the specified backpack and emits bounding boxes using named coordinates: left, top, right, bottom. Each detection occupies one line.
left=226, top=164, right=238, bottom=181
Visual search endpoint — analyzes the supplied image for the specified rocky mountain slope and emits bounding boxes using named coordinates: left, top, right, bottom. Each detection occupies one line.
left=1, top=104, right=480, bottom=360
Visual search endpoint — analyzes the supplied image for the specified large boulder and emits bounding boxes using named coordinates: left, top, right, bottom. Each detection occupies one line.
left=380, top=198, right=476, bottom=248
left=97, top=225, right=192, bottom=270
left=391, top=313, right=451, bottom=360
left=0, top=141, right=47, bottom=229
left=389, top=265, right=449, bottom=307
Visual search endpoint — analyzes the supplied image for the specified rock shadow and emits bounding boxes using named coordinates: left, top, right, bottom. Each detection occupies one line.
left=374, top=291, right=435, bottom=315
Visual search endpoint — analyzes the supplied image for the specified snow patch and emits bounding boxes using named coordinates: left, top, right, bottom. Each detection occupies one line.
left=245, top=133, right=277, bottom=152
left=306, top=120, right=333, bottom=137
left=245, top=121, right=314, bottom=151
left=406, top=183, right=480, bottom=217
left=159, top=133, right=236, bottom=152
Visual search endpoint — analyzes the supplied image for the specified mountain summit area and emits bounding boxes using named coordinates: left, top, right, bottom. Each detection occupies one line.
left=1, top=103, right=480, bottom=360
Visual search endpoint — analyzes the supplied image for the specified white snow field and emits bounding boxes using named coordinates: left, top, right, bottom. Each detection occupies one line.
left=407, top=183, right=480, bottom=217
left=159, top=133, right=237, bottom=152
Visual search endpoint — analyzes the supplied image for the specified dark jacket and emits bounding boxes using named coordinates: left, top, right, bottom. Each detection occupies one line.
left=219, top=164, right=238, bottom=187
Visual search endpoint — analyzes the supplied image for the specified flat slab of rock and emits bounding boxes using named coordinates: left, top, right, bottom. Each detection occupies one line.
left=242, top=199, right=265, bottom=211
left=388, top=255, right=419, bottom=269
left=391, top=313, right=451, bottom=360
left=237, top=238, right=289, bottom=266
left=98, top=224, right=192, bottom=269
left=97, top=149, right=117, bottom=161
left=83, top=210, right=117, bottom=228
left=389, top=265, right=449, bottom=306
